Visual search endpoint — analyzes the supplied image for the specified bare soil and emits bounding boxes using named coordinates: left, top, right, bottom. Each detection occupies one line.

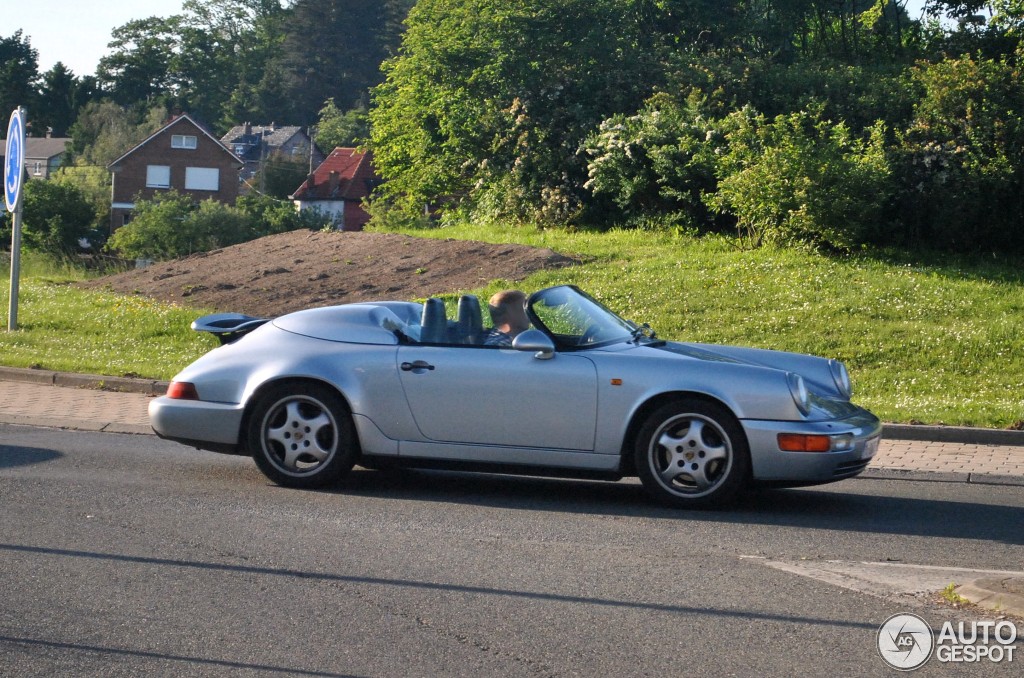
left=81, top=230, right=577, bottom=317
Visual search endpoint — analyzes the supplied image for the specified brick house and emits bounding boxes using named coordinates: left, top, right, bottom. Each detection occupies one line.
left=290, top=148, right=380, bottom=231
left=107, top=114, right=243, bottom=232
left=220, top=123, right=324, bottom=192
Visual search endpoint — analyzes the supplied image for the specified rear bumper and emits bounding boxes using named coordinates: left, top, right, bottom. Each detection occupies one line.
left=742, top=410, right=882, bottom=484
left=148, top=396, right=245, bottom=453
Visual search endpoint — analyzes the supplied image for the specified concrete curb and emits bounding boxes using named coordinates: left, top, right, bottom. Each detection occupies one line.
left=0, top=366, right=169, bottom=396
left=957, top=578, right=1024, bottom=618
left=860, top=467, right=1024, bottom=487
left=883, top=423, right=1024, bottom=446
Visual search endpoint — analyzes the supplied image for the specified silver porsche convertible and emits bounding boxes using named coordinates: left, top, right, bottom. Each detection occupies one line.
left=150, top=285, right=881, bottom=508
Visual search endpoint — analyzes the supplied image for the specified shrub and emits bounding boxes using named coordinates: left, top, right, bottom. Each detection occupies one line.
left=890, top=52, right=1024, bottom=252
left=0, top=180, right=96, bottom=257
left=106, top=193, right=257, bottom=260
left=708, top=105, right=891, bottom=250
left=584, top=92, right=722, bottom=228
left=236, top=194, right=332, bottom=236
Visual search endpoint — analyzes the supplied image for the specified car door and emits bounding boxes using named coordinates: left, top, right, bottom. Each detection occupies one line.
left=396, top=345, right=598, bottom=450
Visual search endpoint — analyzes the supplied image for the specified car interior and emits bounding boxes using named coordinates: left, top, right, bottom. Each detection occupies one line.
left=418, top=294, right=487, bottom=345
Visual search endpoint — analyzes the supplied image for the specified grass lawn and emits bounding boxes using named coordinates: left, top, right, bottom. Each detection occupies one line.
left=2, top=226, right=1023, bottom=428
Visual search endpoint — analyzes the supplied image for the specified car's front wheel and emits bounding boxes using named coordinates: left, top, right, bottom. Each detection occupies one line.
left=247, top=382, right=357, bottom=488
left=634, top=398, right=749, bottom=508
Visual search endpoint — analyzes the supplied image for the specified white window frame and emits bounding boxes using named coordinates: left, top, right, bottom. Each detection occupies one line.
left=171, top=134, right=198, bottom=149
left=146, top=165, right=171, bottom=188
left=185, top=167, right=220, bottom=191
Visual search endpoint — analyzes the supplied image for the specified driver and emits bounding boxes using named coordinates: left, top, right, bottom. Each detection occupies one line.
left=483, top=290, right=530, bottom=347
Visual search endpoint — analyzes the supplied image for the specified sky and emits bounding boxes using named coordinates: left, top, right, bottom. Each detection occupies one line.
left=12, top=0, right=934, bottom=79
left=10, top=0, right=185, bottom=77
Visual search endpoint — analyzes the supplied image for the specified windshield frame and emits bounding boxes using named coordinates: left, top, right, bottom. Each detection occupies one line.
left=526, top=285, right=638, bottom=351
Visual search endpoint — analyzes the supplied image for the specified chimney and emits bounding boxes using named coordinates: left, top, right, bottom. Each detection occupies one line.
left=328, top=170, right=340, bottom=196
left=243, top=121, right=252, bottom=136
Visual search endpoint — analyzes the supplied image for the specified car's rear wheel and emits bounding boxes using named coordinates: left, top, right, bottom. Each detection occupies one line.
left=634, top=398, right=749, bottom=508
left=247, top=382, right=356, bottom=488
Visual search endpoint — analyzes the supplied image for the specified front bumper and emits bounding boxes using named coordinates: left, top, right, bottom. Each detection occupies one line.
left=742, top=410, right=882, bottom=484
left=148, top=396, right=245, bottom=454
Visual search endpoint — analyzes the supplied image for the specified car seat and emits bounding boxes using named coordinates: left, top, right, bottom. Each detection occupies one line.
left=456, top=295, right=483, bottom=344
left=420, top=298, right=447, bottom=343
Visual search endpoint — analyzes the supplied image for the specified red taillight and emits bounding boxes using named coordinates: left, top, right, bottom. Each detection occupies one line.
left=777, top=433, right=832, bottom=452
left=167, top=381, right=200, bottom=400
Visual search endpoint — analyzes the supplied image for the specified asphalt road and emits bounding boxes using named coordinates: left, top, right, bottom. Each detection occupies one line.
left=2, top=423, right=1022, bottom=677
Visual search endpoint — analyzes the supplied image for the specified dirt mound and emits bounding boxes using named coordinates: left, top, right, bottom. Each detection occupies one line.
left=82, top=230, right=577, bottom=317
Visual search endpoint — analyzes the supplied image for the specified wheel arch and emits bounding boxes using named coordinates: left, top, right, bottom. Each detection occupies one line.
left=239, top=376, right=361, bottom=457
left=619, top=391, right=745, bottom=476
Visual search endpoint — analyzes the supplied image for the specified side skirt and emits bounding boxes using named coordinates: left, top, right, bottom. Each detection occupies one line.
left=359, top=455, right=625, bottom=482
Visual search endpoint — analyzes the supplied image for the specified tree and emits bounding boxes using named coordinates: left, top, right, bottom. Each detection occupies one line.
left=274, top=0, right=398, bottom=125
left=96, top=18, right=178, bottom=106
left=53, top=166, right=113, bottom=234
left=175, top=0, right=290, bottom=127
left=255, top=152, right=311, bottom=199
left=0, top=31, right=39, bottom=118
left=370, top=0, right=675, bottom=223
left=315, top=98, right=369, bottom=149
left=36, top=63, right=80, bottom=137
left=67, top=102, right=167, bottom=168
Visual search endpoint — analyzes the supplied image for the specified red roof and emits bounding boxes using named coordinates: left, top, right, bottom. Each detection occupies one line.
left=290, top=147, right=378, bottom=201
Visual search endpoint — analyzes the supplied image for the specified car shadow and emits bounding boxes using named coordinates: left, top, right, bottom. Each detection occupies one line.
left=327, top=467, right=1024, bottom=546
left=0, top=445, right=63, bottom=469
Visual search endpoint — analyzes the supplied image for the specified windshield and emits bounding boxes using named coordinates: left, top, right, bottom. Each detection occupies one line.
left=528, top=286, right=638, bottom=349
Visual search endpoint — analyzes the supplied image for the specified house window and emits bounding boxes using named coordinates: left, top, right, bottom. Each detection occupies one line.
left=172, top=135, right=198, bottom=149
left=185, top=167, right=220, bottom=191
left=146, top=165, right=171, bottom=188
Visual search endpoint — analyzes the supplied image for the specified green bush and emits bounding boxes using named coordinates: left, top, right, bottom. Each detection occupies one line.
left=105, top=193, right=253, bottom=260
left=236, top=194, right=332, bottom=236
left=1, top=180, right=95, bottom=257
left=106, top=192, right=334, bottom=261
left=584, top=92, right=722, bottom=228
left=890, top=52, right=1024, bottom=252
left=708, top=105, right=891, bottom=250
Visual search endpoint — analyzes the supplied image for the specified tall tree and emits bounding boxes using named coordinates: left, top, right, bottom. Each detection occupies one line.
left=370, top=0, right=674, bottom=221
left=275, top=0, right=406, bottom=126
left=0, top=31, right=40, bottom=120
left=36, top=63, right=79, bottom=137
left=176, top=0, right=289, bottom=128
left=96, top=17, right=178, bottom=106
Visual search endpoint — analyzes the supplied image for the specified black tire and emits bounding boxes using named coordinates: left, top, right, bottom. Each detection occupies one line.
left=634, top=398, right=749, bottom=508
left=246, top=382, right=357, bottom=488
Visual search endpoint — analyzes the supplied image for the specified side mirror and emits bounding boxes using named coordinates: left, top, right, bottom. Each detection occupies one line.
left=512, top=329, right=555, bottom=360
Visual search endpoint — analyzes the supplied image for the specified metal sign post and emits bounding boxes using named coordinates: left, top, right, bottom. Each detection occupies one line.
left=5, top=107, right=26, bottom=331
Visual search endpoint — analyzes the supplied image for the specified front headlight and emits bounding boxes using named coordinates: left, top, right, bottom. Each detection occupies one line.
left=787, top=373, right=811, bottom=415
left=829, top=360, right=852, bottom=399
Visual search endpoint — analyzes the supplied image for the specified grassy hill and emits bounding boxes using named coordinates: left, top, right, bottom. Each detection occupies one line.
left=2, top=225, right=1022, bottom=428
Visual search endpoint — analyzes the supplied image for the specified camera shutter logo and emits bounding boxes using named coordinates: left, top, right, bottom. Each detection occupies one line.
left=878, top=613, right=934, bottom=671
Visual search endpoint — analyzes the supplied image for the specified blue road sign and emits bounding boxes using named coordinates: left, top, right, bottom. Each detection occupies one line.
left=5, top=108, right=25, bottom=212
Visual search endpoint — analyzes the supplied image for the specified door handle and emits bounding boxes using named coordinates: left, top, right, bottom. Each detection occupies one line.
left=401, top=360, right=435, bottom=372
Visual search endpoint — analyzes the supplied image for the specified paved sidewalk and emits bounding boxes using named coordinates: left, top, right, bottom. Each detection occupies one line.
left=2, top=368, right=1023, bottom=617
left=2, top=367, right=1023, bottom=484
